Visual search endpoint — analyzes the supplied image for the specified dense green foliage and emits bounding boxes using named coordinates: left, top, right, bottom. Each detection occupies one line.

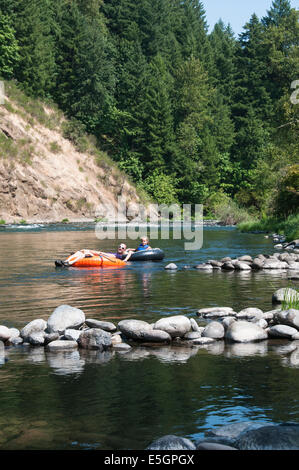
left=0, top=0, right=298, bottom=220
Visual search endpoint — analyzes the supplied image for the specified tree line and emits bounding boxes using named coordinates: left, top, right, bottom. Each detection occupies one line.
left=0, top=0, right=298, bottom=218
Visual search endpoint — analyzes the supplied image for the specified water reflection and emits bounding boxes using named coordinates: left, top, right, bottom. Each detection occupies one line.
left=225, top=341, right=269, bottom=358
left=46, top=350, right=85, bottom=376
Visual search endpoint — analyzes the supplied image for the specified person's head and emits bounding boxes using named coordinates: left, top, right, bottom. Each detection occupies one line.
left=117, top=243, right=127, bottom=253
left=140, top=237, right=149, bottom=245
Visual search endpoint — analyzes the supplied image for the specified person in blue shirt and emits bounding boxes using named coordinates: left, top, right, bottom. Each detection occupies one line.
left=136, top=236, right=151, bottom=251
left=123, top=237, right=152, bottom=261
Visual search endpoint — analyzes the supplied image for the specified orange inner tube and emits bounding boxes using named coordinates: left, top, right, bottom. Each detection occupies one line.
left=66, top=254, right=126, bottom=268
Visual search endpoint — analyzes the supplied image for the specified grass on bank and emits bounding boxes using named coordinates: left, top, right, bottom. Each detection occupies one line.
left=238, top=213, right=299, bottom=242
left=281, top=286, right=299, bottom=310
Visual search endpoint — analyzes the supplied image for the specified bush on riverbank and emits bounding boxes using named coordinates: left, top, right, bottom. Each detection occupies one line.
left=238, top=213, right=299, bottom=242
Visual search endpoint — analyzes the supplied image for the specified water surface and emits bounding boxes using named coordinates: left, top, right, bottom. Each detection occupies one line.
left=0, top=224, right=298, bottom=450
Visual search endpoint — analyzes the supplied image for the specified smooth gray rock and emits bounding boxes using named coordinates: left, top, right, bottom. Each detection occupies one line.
left=47, top=305, right=85, bottom=334
left=111, top=334, right=122, bottom=345
left=20, top=319, right=47, bottom=340
left=192, top=337, right=216, bottom=345
left=44, top=332, right=60, bottom=345
left=46, top=340, right=78, bottom=351
left=252, top=258, right=264, bottom=269
left=195, top=263, right=213, bottom=270
left=8, top=337, right=23, bottom=346
left=235, top=424, right=299, bottom=450
left=285, top=309, right=299, bottom=330
left=0, top=325, right=12, bottom=342
left=202, top=321, right=225, bottom=339
left=8, top=328, right=20, bottom=339
left=196, top=442, right=237, bottom=450
left=268, top=324, right=298, bottom=339
left=208, top=260, right=223, bottom=268
left=253, top=318, right=268, bottom=329
left=221, top=257, right=232, bottom=263
left=78, top=328, right=112, bottom=351
left=85, top=319, right=117, bottom=332
left=273, top=309, right=299, bottom=329
left=221, top=317, right=236, bottom=330
left=236, top=308, right=264, bottom=320
left=190, top=318, right=201, bottom=332
left=263, top=260, right=288, bottom=270
left=226, top=321, right=268, bottom=343
left=28, top=331, right=46, bottom=346
left=234, top=261, right=252, bottom=271
left=238, top=255, right=253, bottom=262
left=164, top=263, right=178, bottom=270
left=118, top=319, right=153, bottom=341
left=146, top=435, right=196, bottom=450
left=272, top=288, right=299, bottom=304
left=139, top=329, right=172, bottom=343
left=205, top=421, right=267, bottom=441
left=113, top=342, right=132, bottom=352
left=64, top=329, right=82, bottom=342
left=222, top=262, right=235, bottom=270
left=154, top=316, right=191, bottom=338
left=184, top=331, right=202, bottom=340
left=197, top=307, right=235, bottom=318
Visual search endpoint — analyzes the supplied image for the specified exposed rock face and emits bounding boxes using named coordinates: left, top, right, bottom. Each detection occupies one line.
left=0, top=97, right=143, bottom=223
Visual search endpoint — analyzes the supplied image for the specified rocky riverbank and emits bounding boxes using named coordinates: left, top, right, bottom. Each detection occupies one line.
left=165, top=247, right=299, bottom=277
left=1, top=294, right=299, bottom=450
left=1, top=287, right=299, bottom=355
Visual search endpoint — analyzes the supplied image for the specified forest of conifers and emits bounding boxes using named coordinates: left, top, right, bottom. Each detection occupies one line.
left=0, top=0, right=298, bottom=221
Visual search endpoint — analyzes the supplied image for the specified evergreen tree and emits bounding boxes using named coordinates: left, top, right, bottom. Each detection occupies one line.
left=54, top=1, right=116, bottom=135
left=135, top=54, right=175, bottom=172
left=0, top=13, right=20, bottom=79
left=262, top=0, right=292, bottom=26
left=209, top=20, right=236, bottom=105
left=13, top=0, right=57, bottom=97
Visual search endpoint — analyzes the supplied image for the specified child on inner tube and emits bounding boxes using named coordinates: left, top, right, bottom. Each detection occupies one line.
left=123, top=237, right=152, bottom=261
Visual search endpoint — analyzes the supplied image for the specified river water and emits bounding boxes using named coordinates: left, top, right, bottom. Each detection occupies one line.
left=0, top=224, right=298, bottom=450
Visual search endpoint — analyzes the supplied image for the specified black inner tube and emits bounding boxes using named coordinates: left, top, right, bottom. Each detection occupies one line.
left=122, top=248, right=165, bottom=261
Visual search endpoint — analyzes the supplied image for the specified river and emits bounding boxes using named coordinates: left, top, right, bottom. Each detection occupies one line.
left=0, top=223, right=298, bottom=450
